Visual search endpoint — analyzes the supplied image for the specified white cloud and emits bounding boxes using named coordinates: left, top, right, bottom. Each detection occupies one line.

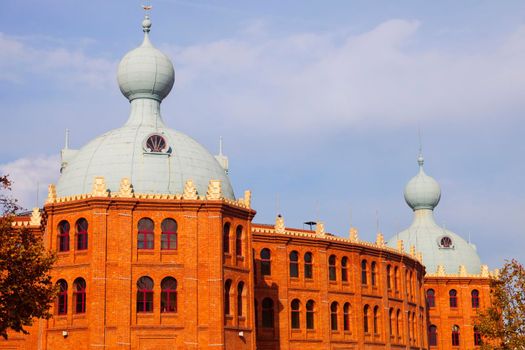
left=0, top=155, right=60, bottom=210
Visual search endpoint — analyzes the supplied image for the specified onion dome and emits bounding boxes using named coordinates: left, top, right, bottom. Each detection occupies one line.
left=404, top=154, right=441, bottom=210
left=56, top=14, right=234, bottom=199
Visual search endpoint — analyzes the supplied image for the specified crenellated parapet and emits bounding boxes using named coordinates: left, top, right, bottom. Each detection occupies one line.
left=426, top=263, right=497, bottom=278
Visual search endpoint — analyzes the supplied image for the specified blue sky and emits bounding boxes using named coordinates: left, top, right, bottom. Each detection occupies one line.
left=1, top=1, right=524, bottom=269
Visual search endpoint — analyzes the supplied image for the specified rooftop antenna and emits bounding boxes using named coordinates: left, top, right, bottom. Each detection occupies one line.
left=418, top=126, right=422, bottom=156
left=349, top=207, right=353, bottom=228
left=219, top=136, right=224, bottom=156
left=36, top=182, right=39, bottom=208
left=64, top=128, right=70, bottom=149
left=375, top=209, right=380, bottom=233
left=276, top=193, right=281, bottom=215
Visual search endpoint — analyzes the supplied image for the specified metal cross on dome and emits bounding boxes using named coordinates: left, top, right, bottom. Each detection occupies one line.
left=142, top=1, right=152, bottom=12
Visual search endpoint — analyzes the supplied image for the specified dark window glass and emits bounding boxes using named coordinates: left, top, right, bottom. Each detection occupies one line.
left=394, top=267, right=399, bottom=290
left=373, top=306, right=379, bottom=334
left=289, top=251, right=299, bottom=278
left=361, top=260, right=367, bottom=285
left=386, top=265, right=391, bottom=289
left=254, top=299, right=259, bottom=333
left=363, top=305, right=369, bottom=333
left=260, top=248, right=271, bottom=276
left=136, top=276, right=153, bottom=312
left=474, top=326, right=481, bottom=345
left=138, top=218, right=154, bottom=250
left=291, top=299, right=300, bottom=329
left=306, top=300, right=315, bottom=329
left=427, top=289, right=436, bottom=308
left=440, top=236, right=453, bottom=248
left=161, top=218, right=177, bottom=250
left=146, top=134, right=167, bottom=152
left=262, top=298, right=274, bottom=328
left=224, top=280, right=232, bottom=315
left=452, top=325, right=460, bottom=346
left=329, top=255, right=337, bottom=281
left=235, top=226, right=243, bottom=256
left=57, top=279, right=68, bottom=315
left=429, top=325, right=438, bottom=346
left=389, top=308, right=393, bottom=336
left=343, top=303, right=350, bottom=331
left=223, top=223, right=230, bottom=253
left=161, top=277, right=177, bottom=313
left=237, top=282, right=244, bottom=317
left=471, top=290, right=480, bottom=308
left=73, top=278, right=86, bottom=314
left=76, top=218, right=88, bottom=250
left=449, top=289, right=458, bottom=308
left=58, top=221, right=70, bottom=252
left=396, top=310, right=401, bottom=337
left=341, top=257, right=348, bottom=282
left=371, top=262, right=377, bottom=286
left=304, top=252, right=313, bottom=279
left=330, top=302, right=338, bottom=331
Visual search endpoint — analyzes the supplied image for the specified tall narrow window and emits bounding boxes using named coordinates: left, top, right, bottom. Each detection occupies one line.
left=136, top=276, right=153, bottom=312
left=428, top=325, right=438, bottom=346
left=341, top=257, right=348, bottom=282
left=373, top=306, right=379, bottom=334
left=235, top=225, right=243, bottom=256
left=262, top=298, right=274, bottom=328
left=449, top=289, right=458, bottom=308
left=474, top=326, right=481, bottom=345
left=330, top=302, right=338, bottom=331
left=161, top=218, right=177, bottom=250
left=304, top=252, right=313, bottom=279
left=237, top=282, right=244, bottom=317
left=407, top=312, right=411, bottom=340
left=361, top=260, right=367, bottom=285
left=396, top=309, right=401, bottom=338
left=386, top=265, right=392, bottom=289
left=427, top=289, right=436, bottom=308
left=452, top=325, right=460, bottom=346
left=58, top=220, right=70, bottom=252
left=306, top=300, right=315, bottom=329
left=254, top=299, right=259, bottom=332
left=76, top=218, right=88, bottom=250
left=73, top=278, right=86, bottom=314
left=224, top=280, right=232, bottom=315
left=371, top=262, right=377, bottom=286
left=291, top=299, right=300, bottom=329
left=329, top=255, right=337, bottom=281
left=389, top=308, right=393, bottom=336
left=223, top=223, right=230, bottom=253
left=471, top=290, right=480, bottom=308
left=394, top=267, right=399, bottom=291
left=57, top=279, right=68, bottom=315
left=289, top=251, right=299, bottom=278
left=161, top=277, right=177, bottom=313
left=363, top=305, right=369, bottom=333
left=137, top=218, right=154, bottom=250
left=260, top=248, right=271, bottom=276
left=343, top=303, right=351, bottom=331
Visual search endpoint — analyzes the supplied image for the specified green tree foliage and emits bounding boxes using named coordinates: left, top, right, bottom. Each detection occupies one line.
left=476, top=259, right=525, bottom=350
left=0, top=175, right=57, bottom=339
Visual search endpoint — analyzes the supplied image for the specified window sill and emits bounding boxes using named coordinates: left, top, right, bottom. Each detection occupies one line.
left=72, top=313, right=86, bottom=319
left=137, top=250, right=155, bottom=254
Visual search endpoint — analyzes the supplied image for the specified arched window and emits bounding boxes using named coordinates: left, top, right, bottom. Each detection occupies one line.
left=386, top=265, right=392, bottom=289
left=73, top=278, right=86, bottom=314
left=260, top=248, right=271, bottom=276
left=373, top=305, right=379, bottom=334
left=224, top=280, right=232, bottom=315
left=235, top=225, right=243, bottom=256
left=58, top=220, right=70, bottom=252
left=409, top=271, right=414, bottom=297
left=262, top=298, right=274, bottom=328
left=330, top=302, right=338, bottom=331
left=76, top=218, right=88, bottom=250
left=394, top=266, right=399, bottom=291
left=449, top=289, right=458, bottom=308
left=306, top=300, right=315, bottom=329
left=343, top=303, right=351, bottom=331
left=427, top=289, right=436, bottom=308
left=223, top=223, right=230, bottom=253
left=407, top=312, right=411, bottom=340
left=137, top=218, right=154, bottom=250
left=161, top=277, right=177, bottom=313
left=412, top=311, right=416, bottom=342
left=341, top=257, right=348, bottom=282
left=389, top=308, right=394, bottom=336
left=136, top=276, right=154, bottom=312
left=289, top=251, right=299, bottom=278
left=452, top=325, right=460, bottom=346
left=57, top=279, right=68, bottom=315
left=474, top=326, right=481, bottom=345
left=471, top=289, right=480, bottom=308
left=304, top=252, right=313, bottom=279
left=363, top=305, right=369, bottom=333
left=428, top=325, right=438, bottom=346
left=291, top=299, right=300, bottom=329
left=254, top=299, right=259, bottom=332
left=371, top=262, right=377, bottom=286
left=361, top=260, right=367, bottom=285
left=161, top=218, right=177, bottom=250
left=237, top=282, right=244, bottom=317
left=329, top=255, right=337, bottom=281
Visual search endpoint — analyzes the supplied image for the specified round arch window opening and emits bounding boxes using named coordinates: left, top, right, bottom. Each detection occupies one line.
left=439, top=236, right=453, bottom=249
left=144, top=134, right=168, bottom=153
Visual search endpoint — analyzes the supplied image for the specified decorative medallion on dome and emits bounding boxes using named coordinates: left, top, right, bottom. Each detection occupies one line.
left=438, top=235, right=454, bottom=249
left=144, top=133, right=169, bottom=154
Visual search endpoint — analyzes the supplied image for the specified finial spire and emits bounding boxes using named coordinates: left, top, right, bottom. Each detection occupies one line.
left=141, top=2, right=152, bottom=34
left=219, top=136, right=223, bottom=156
left=417, top=127, right=424, bottom=168
left=65, top=128, right=70, bottom=149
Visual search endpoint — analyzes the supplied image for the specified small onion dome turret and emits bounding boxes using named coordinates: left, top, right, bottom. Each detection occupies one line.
left=404, top=154, right=441, bottom=211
